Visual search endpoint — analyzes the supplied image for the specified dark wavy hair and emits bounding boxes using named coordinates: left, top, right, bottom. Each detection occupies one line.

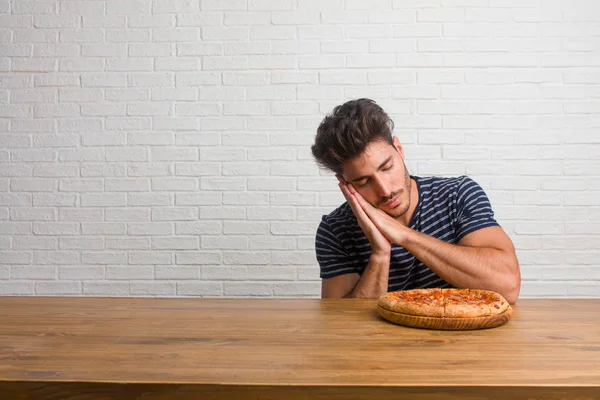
left=311, top=98, right=394, bottom=175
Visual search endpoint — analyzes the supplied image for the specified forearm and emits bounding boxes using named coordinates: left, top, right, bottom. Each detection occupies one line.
left=344, top=252, right=390, bottom=299
left=400, top=229, right=520, bottom=303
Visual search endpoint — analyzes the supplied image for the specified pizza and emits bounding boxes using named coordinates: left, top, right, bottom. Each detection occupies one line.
left=378, top=288, right=509, bottom=319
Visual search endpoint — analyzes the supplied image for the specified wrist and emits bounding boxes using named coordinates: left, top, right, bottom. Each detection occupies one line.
left=370, top=250, right=390, bottom=262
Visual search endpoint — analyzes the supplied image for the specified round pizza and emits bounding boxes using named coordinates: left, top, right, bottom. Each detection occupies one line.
left=378, top=288, right=510, bottom=319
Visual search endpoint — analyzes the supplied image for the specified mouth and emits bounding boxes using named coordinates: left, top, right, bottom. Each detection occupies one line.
left=381, top=194, right=401, bottom=209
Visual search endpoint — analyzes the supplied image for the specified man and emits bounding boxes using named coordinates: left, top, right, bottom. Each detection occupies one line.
left=311, top=98, right=521, bottom=304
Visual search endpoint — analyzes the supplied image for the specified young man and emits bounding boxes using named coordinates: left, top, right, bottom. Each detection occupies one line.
left=311, top=98, right=521, bottom=304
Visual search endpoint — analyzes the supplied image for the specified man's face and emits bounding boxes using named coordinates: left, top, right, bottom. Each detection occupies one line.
left=340, top=137, right=412, bottom=220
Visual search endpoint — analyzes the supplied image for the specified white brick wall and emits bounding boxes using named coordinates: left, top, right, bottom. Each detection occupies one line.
left=0, top=1, right=599, bottom=298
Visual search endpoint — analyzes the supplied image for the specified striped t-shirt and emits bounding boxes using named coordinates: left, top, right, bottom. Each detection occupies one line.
left=315, top=175, right=500, bottom=292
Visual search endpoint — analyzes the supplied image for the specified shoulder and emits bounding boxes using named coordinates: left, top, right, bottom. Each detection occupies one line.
left=317, top=202, right=356, bottom=236
left=416, top=175, right=475, bottom=199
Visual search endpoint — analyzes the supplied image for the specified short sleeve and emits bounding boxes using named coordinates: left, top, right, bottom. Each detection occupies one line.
left=315, top=216, right=361, bottom=279
left=455, top=176, right=500, bottom=241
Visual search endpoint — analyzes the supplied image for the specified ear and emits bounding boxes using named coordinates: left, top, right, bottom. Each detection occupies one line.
left=392, top=136, right=404, bottom=159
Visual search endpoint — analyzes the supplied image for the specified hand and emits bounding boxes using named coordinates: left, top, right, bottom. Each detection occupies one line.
left=344, top=182, right=410, bottom=247
left=337, top=177, right=391, bottom=256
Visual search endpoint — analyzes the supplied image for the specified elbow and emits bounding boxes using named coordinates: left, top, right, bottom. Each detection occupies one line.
left=503, top=257, right=521, bottom=305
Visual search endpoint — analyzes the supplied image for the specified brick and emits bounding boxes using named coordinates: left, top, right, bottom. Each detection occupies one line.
left=81, top=223, right=126, bottom=235
left=202, top=265, right=247, bottom=280
left=59, top=238, right=104, bottom=250
left=152, top=88, right=196, bottom=101
left=33, top=164, right=79, bottom=177
left=271, top=222, right=317, bottom=235
left=10, top=207, right=54, bottom=221
left=33, top=134, right=79, bottom=148
left=153, top=236, right=199, bottom=250
left=200, top=177, right=246, bottom=191
left=199, top=206, right=245, bottom=220
left=105, top=178, right=150, bottom=192
left=202, top=236, right=248, bottom=250
left=177, top=43, right=222, bottom=56
left=106, top=147, right=148, bottom=162
left=59, top=208, right=103, bottom=222
left=177, top=12, right=222, bottom=26
left=130, top=282, right=176, bottom=296
left=59, top=118, right=103, bottom=132
left=224, top=11, right=269, bottom=25
left=176, top=221, right=221, bottom=235
left=128, top=223, right=173, bottom=236
left=129, top=163, right=173, bottom=177
left=82, top=252, right=127, bottom=265
left=155, top=266, right=199, bottom=280
left=176, top=252, right=221, bottom=265
left=81, top=194, right=126, bottom=207
left=106, top=238, right=150, bottom=250
left=105, top=208, right=150, bottom=221
left=12, top=58, right=57, bottom=72
left=83, top=282, right=129, bottom=295
left=106, top=266, right=154, bottom=280
left=0, top=134, right=30, bottom=149
left=175, top=193, right=221, bottom=206
left=152, top=207, right=197, bottom=221
left=107, top=117, right=152, bottom=131
left=249, top=0, right=293, bottom=10
left=224, top=282, right=271, bottom=296
left=58, top=266, right=105, bottom=280
left=106, top=58, right=153, bottom=72
left=128, top=15, right=174, bottom=28
left=0, top=282, right=34, bottom=295
left=222, top=133, right=269, bottom=147
left=248, top=236, right=295, bottom=250
left=151, top=177, right=198, bottom=191
left=33, top=251, right=79, bottom=265
left=36, top=281, right=81, bottom=295
left=11, top=178, right=56, bottom=192
left=13, top=237, right=57, bottom=250
left=153, top=0, right=199, bottom=13
left=297, top=238, right=316, bottom=251
left=223, top=251, right=269, bottom=265
left=177, top=281, right=223, bottom=296
left=222, top=192, right=268, bottom=205
left=273, top=282, right=320, bottom=297
left=223, top=221, right=269, bottom=235
left=247, top=177, right=295, bottom=191
left=129, top=193, right=174, bottom=206
left=321, top=11, right=366, bottom=24
left=33, top=194, right=77, bottom=207
left=155, top=57, right=199, bottom=71
left=81, top=163, right=127, bottom=177
left=127, top=102, right=170, bottom=116
left=32, top=16, right=77, bottom=29
left=202, top=0, right=246, bottom=10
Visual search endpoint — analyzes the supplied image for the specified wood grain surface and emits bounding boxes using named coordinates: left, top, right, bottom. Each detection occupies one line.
left=377, top=305, right=513, bottom=330
left=1, top=297, right=599, bottom=400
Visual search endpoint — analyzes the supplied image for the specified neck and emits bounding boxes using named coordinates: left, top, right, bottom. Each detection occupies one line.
left=396, top=178, right=418, bottom=226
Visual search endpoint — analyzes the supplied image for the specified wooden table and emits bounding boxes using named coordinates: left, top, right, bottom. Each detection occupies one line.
left=0, top=297, right=599, bottom=400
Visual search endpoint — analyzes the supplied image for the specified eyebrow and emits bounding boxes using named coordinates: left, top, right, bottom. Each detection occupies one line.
left=349, top=156, right=393, bottom=183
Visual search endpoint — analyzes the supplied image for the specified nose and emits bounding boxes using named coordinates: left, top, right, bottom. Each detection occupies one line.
left=372, top=176, right=391, bottom=198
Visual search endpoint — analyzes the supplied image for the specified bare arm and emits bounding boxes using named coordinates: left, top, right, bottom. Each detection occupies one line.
left=346, top=183, right=521, bottom=304
left=399, top=226, right=521, bottom=303
left=321, top=180, right=392, bottom=299
left=321, top=252, right=390, bottom=298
